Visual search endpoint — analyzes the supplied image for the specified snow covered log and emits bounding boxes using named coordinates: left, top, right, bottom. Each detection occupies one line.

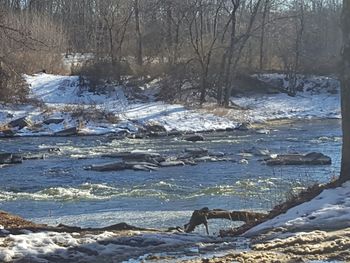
left=184, top=207, right=267, bottom=235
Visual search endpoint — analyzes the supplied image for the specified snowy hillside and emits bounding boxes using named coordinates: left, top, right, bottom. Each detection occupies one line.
left=0, top=73, right=237, bottom=136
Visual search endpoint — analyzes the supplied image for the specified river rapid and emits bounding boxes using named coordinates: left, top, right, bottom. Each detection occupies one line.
left=0, top=120, right=342, bottom=234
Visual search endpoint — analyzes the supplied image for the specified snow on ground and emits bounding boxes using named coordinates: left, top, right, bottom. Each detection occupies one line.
left=0, top=230, right=228, bottom=263
left=232, top=91, right=340, bottom=122
left=0, top=73, right=237, bottom=136
left=230, top=74, right=341, bottom=122
left=244, top=181, right=350, bottom=237
left=0, top=73, right=342, bottom=136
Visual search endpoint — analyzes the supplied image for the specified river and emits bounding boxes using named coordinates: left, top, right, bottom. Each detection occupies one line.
left=0, top=120, right=342, bottom=234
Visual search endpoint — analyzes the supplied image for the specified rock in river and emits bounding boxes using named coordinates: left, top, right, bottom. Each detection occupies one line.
left=43, top=118, right=65, bottom=125
left=144, top=123, right=167, bottom=133
left=265, top=152, right=331, bottom=166
left=184, top=135, right=205, bottom=142
left=185, top=147, right=208, bottom=156
left=0, top=153, right=23, bottom=165
left=87, top=162, right=131, bottom=172
left=8, top=117, right=32, bottom=130
left=0, top=129, right=16, bottom=137
left=243, top=147, right=272, bottom=157
left=102, top=150, right=161, bottom=161
left=55, top=127, right=78, bottom=136
left=236, top=123, right=250, bottom=131
left=159, top=160, right=185, bottom=167
left=86, top=161, right=159, bottom=172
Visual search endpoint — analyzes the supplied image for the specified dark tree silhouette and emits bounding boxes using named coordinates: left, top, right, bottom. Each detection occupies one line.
left=340, top=0, right=350, bottom=183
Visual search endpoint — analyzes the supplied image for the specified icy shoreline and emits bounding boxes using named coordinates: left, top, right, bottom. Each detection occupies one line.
left=2, top=178, right=350, bottom=263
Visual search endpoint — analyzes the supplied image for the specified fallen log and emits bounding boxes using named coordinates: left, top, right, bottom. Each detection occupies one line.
left=184, top=207, right=267, bottom=235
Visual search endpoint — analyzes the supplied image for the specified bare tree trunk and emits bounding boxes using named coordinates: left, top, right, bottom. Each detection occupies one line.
left=340, top=0, right=350, bottom=183
left=134, top=0, right=143, bottom=66
left=259, top=0, right=270, bottom=71
left=166, top=2, right=173, bottom=64
left=223, top=0, right=261, bottom=107
left=223, top=4, right=238, bottom=107
left=288, top=0, right=305, bottom=96
left=221, top=0, right=240, bottom=107
left=188, top=0, right=222, bottom=106
left=108, top=26, right=115, bottom=66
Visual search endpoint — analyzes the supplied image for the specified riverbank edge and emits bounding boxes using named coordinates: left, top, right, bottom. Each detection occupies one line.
left=0, top=179, right=347, bottom=262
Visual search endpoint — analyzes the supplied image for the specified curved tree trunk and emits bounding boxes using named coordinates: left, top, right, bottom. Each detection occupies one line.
left=340, top=0, right=350, bottom=182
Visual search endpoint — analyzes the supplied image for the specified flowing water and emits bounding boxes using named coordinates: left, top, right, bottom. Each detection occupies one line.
left=0, top=120, right=342, bottom=234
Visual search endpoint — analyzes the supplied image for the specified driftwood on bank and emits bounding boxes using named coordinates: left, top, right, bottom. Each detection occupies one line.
left=184, top=207, right=267, bottom=235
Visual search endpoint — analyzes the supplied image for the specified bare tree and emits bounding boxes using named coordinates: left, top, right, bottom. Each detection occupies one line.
left=219, top=0, right=240, bottom=106
left=259, top=0, right=270, bottom=71
left=0, top=0, right=344, bottom=103
left=187, top=0, right=224, bottom=105
left=221, top=0, right=262, bottom=107
left=96, top=0, right=133, bottom=81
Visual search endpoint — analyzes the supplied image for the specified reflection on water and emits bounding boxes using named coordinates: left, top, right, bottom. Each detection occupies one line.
left=0, top=120, right=342, bottom=229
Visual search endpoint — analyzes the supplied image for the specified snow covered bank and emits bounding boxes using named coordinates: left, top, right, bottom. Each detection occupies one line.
left=229, top=74, right=341, bottom=122
left=0, top=73, right=237, bottom=137
left=244, top=182, right=350, bottom=237
left=180, top=181, right=350, bottom=262
left=0, top=73, right=342, bottom=136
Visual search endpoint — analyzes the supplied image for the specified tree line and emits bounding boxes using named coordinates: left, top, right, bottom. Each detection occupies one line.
left=0, top=0, right=343, bottom=105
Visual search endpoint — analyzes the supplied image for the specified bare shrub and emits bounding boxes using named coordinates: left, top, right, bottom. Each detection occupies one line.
left=0, top=7, right=68, bottom=103
left=158, top=62, right=196, bottom=102
left=0, top=66, right=29, bottom=104
left=17, top=52, right=69, bottom=75
left=73, top=59, right=132, bottom=93
left=62, top=105, right=120, bottom=124
left=4, top=11, right=68, bottom=75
